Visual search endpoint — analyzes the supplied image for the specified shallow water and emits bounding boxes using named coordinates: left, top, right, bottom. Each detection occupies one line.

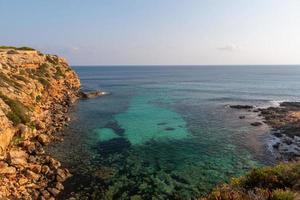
left=47, top=65, right=300, bottom=199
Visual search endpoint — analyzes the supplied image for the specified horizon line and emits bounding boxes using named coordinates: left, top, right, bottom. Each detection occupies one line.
left=71, top=64, right=300, bottom=67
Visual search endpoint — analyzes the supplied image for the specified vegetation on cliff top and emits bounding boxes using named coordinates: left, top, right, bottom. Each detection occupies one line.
left=201, top=162, right=300, bottom=200
left=0, top=46, right=35, bottom=51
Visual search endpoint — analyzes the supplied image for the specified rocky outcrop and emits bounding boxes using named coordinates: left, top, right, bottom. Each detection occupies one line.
left=257, top=102, right=300, bottom=161
left=230, top=102, right=300, bottom=161
left=230, top=105, right=254, bottom=109
left=0, top=48, right=80, bottom=199
left=79, top=90, right=109, bottom=99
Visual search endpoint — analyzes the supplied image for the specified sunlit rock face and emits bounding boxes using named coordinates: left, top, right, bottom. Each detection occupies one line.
left=0, top=48, right=80, bottom=199
left=0, top=48, right=80, bottom=153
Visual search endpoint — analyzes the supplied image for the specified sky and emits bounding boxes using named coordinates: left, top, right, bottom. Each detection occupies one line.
left=0, top=0, right=300, bottom=65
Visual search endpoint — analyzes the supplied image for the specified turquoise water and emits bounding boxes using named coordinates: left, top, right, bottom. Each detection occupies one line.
left=47, top=66, right=300, bottom=199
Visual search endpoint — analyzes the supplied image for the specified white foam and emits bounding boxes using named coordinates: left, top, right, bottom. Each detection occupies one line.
left=265, top=135, right=280, bottom=155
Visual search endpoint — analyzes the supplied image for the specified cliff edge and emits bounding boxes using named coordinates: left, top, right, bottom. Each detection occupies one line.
left=0, top=47, right=80, bottom=199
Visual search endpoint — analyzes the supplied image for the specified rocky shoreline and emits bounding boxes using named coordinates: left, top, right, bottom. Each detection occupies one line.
left=0, top=48, right=81, bottom=199
left=230, top=102, right=300, bottom=161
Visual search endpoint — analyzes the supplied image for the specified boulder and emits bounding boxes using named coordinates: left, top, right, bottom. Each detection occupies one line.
left=41, top=189, right=51, bottom=199
left=56, top=168, right=71, bottom=182
left=47, top=187, right=60, bottom=196
left=0, top=162, right=16, bottom=174
left=28, top=164, right=42, bottom=174
left=55, top=182, right=64, bottom=191
left=35, top=120, right=46, bottom=130
left=25, top=169, right=40, bottom=181
left=41, top=165, right=50, bottom=174
left=8, top=149, right=28, bottom=167
left=37, top=134, right=51, bottom=145
left=18, top=177, right=28, bottom=185
left=17, top=124, right=31, bottom=140
left=47, top=156, right=61, bottom=170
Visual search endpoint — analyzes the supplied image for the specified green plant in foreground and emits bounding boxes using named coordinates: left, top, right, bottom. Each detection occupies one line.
left=271, top=189, right=294, bottom=200
left=202, top=162, right=300, bottom=200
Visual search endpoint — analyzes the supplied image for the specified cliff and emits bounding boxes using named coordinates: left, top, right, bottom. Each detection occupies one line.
left=0, top=47, right=80, bottom=199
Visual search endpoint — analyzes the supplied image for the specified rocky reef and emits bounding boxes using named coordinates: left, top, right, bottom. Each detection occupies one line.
left=0, top=47, right=80, bottom=199
left=201, top=103, right=300, bottom=200
left=230, top=102, right=300, bottom=161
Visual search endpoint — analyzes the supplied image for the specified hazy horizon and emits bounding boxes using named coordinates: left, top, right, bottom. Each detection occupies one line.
left=1, top=0, right=300, bottom=65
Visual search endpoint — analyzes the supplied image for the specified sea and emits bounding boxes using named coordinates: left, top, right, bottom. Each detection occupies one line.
left=47, top=65, right=300, bottom=200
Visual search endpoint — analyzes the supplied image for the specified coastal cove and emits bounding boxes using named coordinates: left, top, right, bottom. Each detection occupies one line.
left=46, top=65, right=300, bottom=199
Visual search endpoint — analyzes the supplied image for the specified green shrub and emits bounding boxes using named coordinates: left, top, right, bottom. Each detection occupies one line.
left=0, top=91, right=30, bottom=125
left=6, top=111, right=22, bottom=125
left=11, top=135, right=24, bottom=145
left=271, top=189, right=294, bottom=200
left=19, top=69, right=26, bottom=75
left=54, top=66, right=64, bottom=79
left=35, top=95, right=42, bottom=102
left=35, top=63, right=49, bottom=77
left=0, top=46, right=35, bottom=51
left=17, top=46, right=35, bottom=51
left=201, top=162, right=300, bottom=200
left=38, top=77, right=50, bottom=88
left=241, top=163, right=300, bottom=190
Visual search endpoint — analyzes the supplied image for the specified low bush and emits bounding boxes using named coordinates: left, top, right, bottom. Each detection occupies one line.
left=271, top=189, right=294, bottom=200
left=35, top=63, right=49, bottom=77
left=38, top=77, right=50, bottom=88
left=54, top=66, right=64, bottom=79
left=0, top=91, right=30, bottom=125
left=202, top=162, right=300, bottom=200
left=0, top=46, right=35, bottom=51
left=35, top=95, right=42, bottom=102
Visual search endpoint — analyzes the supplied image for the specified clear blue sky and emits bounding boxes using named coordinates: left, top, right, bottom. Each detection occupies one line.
left=1, top=0, right=300, bottom=65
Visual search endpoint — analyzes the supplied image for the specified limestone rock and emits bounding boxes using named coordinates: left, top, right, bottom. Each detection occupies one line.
left=37, top=134, right=50, bottom=145
left=8, top=149, right=28, bottom=167
left=25, top=169, right=40, bottom=181
left=0, top=162, right=16, bottom=174
left=48, top=187, right=60, bottom=196
left=17, top=124, right=30, bottom=140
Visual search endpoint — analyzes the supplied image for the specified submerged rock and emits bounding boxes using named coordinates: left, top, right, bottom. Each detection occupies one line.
left=104, top=121, right=125, bottom=136
left=230, top=105, right=254, bottom=109
left=250, top=122, right=263, bottom=126
left=165, top=127, right=175, bottom=131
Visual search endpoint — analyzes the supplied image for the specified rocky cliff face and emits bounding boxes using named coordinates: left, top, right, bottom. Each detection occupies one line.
left=0, top=48, right=80, bottom=199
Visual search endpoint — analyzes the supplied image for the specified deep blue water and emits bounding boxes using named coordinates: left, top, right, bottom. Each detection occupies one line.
left=48, top=65, right=300, bottom=200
